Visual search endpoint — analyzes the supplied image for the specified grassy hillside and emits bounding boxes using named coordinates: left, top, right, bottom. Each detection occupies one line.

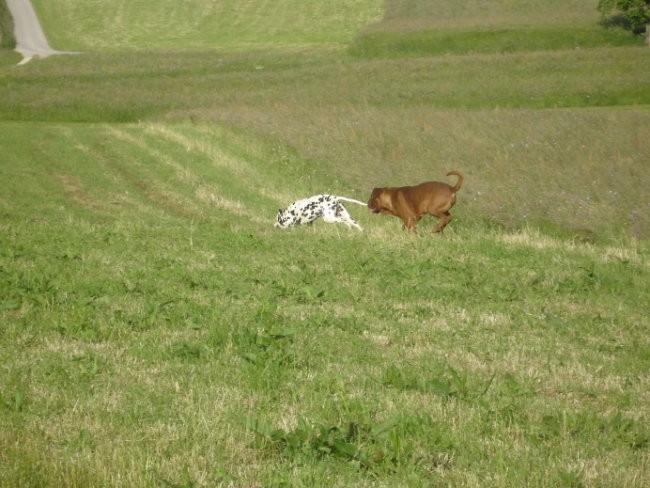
left=1, top=0, right=649, bottom=487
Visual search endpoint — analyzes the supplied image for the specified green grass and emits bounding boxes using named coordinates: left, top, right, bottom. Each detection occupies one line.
left=378, top=0, right=606, bottom=30
left=349, top=26, right=640, bottom=57
left=0, top=0, right=15, bottom=49
left=1, top=120, right=648, bottom=487
left=351, top=0, right=644, bottom=57
left=1, top=47, right=648, bottom=238
left=32, top=0, right=384, bottom=51
left=1, top=0, right=649, bottom=486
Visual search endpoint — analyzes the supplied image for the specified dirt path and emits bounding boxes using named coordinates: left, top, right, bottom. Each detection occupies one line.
left=6, top=0, right=80, bottom=64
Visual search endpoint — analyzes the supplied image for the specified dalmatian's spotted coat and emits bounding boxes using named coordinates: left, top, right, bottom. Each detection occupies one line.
left=275, top=195, right=366, bottom=231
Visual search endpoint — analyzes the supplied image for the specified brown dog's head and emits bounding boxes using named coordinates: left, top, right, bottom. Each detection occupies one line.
left=368, top=187, right=390, bottom=214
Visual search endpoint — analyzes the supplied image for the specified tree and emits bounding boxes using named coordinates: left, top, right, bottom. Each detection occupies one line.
left=598, top=0, right=650, bottom=44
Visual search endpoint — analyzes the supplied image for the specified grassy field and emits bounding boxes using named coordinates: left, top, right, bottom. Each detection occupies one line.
left=2, top=46, right=647, bottom=238
left=31, top=0, right=383, bottom=52
left=1, top=1, right=649, bottom=487
left=350, top=0, right=640, bottom=56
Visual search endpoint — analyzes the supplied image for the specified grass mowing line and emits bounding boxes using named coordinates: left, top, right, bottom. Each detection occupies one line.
left=58, top=128, right=169, bottom=221
left=142, top=123, right=261, bottom=184
left=105, top=124, right=264, bottom=223
left=137, top=123, right=282, bottom=223
left=107, top=125, right=200, bottom=187
left=143, top=122, right=337, bottom=221
left=54, top=124, right=180, bottom=221
left=186, top=122, right=350, bottom=207
left=0, top=124, right=134, bottom=222
left=103, top=130, right=204, bottom=220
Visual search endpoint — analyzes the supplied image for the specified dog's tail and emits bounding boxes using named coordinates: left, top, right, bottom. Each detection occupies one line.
left=337, top=196, right=367, bottom=206
left=446, top=171, right=463, bottom=193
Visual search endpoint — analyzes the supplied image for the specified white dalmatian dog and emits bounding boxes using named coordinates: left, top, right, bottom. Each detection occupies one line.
left=275, top=194, right=366, bottom=231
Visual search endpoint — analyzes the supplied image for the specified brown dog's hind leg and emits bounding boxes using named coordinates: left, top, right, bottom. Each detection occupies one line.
left=432, top=212, right=452, bottom=233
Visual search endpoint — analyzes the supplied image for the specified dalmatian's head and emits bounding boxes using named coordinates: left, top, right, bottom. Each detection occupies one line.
left=275, top=209, right=288, bottom=228
left=275, top=207, right=297, bottom=228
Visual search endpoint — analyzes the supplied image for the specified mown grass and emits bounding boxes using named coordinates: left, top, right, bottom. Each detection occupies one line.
left=3, top=45, right=649, bottom=119
left=378, top=0, right=606, bottom=30
left=32, top=0, right=383, bottom=52
left=1, top=0, right=649, bottom=486
left=1, top=121, right=648, bottom=487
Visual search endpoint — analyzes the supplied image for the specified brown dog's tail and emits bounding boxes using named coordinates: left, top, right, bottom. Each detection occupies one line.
left=446, top=171, right=463, bottom=193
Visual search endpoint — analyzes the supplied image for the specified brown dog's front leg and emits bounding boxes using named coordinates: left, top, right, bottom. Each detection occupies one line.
left=402, top=216, right=418, bottom=232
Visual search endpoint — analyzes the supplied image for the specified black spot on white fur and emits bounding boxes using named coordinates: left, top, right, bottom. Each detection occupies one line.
left=275, top=194, right=365, bottom=231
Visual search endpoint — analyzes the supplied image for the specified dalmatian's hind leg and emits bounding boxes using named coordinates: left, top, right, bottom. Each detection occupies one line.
left=333, top=203, right=363, bottom=231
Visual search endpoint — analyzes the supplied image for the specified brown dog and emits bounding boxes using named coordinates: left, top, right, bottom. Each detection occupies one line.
left=368, top=171, right=463, bottom=232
